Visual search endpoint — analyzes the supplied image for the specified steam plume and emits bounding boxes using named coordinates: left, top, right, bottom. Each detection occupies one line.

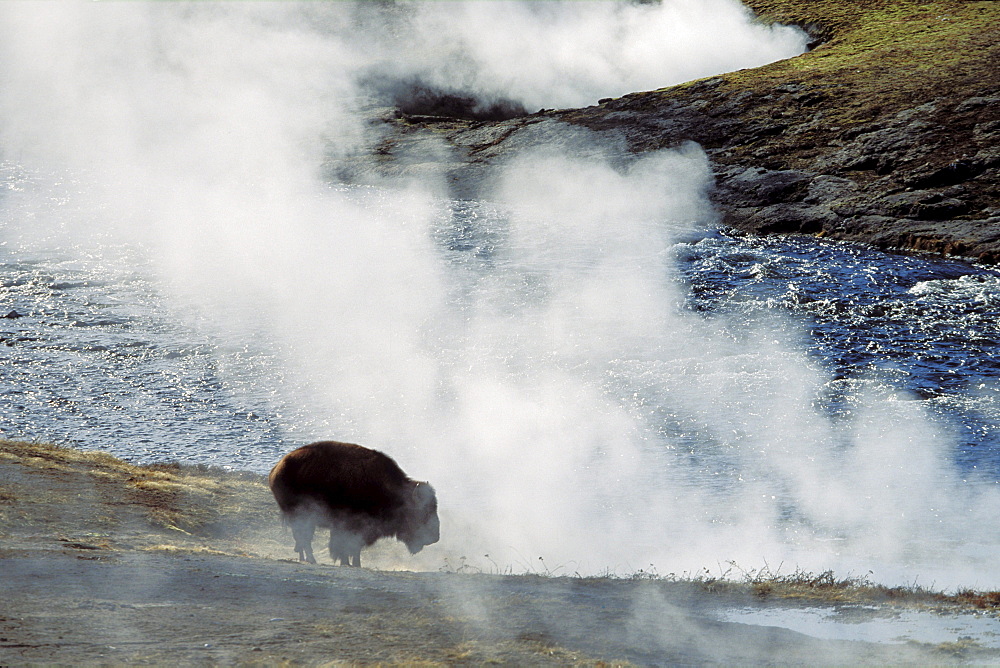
left=0, top=2, right=997, bottom=590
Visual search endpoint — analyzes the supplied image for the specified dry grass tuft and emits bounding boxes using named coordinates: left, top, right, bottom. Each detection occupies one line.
left=953, top=590, right=1000, bottom=610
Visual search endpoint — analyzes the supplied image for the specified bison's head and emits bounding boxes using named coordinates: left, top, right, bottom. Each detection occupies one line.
left=400, top=481, right=440, bottom=554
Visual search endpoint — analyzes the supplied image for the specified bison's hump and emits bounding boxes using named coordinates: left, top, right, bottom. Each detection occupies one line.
left=268, top=441, right=413, bottom=516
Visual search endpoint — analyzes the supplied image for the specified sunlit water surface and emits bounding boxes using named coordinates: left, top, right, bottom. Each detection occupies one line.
left=1, top=183, right=998, bottom=482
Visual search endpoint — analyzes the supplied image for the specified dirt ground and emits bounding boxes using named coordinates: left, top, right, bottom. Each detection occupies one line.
left=1, top=440, right=997, bottom=666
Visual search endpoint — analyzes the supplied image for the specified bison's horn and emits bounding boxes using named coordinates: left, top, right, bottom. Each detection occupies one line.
left=412, top=480, right=435, bottom=504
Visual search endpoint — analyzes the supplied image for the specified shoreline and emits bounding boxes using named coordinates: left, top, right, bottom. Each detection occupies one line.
left=334, top=0, right=1000, bottom=264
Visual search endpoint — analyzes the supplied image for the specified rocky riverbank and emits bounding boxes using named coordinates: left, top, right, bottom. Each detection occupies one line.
left=341, top=0, right=999, bottom=263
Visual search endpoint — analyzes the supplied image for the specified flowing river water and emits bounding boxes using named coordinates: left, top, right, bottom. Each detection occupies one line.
left=3, top=189, right=996, bottom=475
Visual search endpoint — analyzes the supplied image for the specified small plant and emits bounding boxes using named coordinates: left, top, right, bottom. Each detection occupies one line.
left=438, top=555, right=482, bottom=574
left=934, top=637, right=986, bottom=659
left=536, top=556, right=563, bottom=577
left=629, top=564, right=661, bottom=581
left=954, top=590, right=1000, bottom=610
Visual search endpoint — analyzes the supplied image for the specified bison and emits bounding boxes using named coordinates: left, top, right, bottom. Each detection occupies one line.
left=268, top=441, right=439, bottom=567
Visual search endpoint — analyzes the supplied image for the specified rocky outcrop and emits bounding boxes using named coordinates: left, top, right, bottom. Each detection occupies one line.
left=557, top=69, right=1000, bottom=262
left=334, top=0, right=1000, bottom=263
left=728, top=93, right=1000, bottom=262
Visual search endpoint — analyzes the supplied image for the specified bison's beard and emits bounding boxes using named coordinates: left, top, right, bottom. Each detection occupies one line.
left=403, top=515, right=440, bottom=554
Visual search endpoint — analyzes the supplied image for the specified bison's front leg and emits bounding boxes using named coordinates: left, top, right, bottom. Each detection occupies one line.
left=291, top=519, right=317, bottom=564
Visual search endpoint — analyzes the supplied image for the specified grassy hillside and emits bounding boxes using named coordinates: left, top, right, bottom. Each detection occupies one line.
left=734, top=0, right=998, bottom=167
left=549, top=0, right=1000, bottom=260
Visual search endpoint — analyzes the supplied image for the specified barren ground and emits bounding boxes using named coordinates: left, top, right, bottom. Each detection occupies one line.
left=2, top=440, right=998, bottom=665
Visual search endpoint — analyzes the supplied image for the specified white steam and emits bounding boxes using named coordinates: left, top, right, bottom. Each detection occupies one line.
left=356, top=0, right=808, bottom=109
left=1, top=1, right=998, bottom=590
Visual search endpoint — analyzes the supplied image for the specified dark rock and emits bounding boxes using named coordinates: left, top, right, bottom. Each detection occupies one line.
left=802, top=175, right=860, bottom=205
left=828, top=197, right=877, bottom=218
left=878, top=191, right=970, bottom=220
left=726, top=203, right=837, bottom=235
left=791, top=90, right=826, bottom=107
left=905, top=158, right=987, bottom=188
left=381, top=78, right=528, bottom=122
left=822, top=121, right=938, bottom=175
left=974, top=120, right=1000, bottom=141
left=975, top=147, right=1000, bottom=168
left=717, top=167, right=813, bottom=207
left=775, top=83, right=805, bottom=94
left=3, top=310, right=23, bottom=319
left=956, top=96, right=1000, bottom=113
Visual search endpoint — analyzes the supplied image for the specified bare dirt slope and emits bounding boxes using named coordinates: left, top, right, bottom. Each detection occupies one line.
left=1, top=440, right=996, bottom=665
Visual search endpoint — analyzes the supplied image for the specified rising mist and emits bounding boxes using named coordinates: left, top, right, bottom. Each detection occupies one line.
left=1, top=1, right=998, bottom=591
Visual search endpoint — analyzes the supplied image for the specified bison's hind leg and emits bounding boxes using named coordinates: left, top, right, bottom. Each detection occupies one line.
left=329, top=530, right=364, bottom=567
left=290, top=517, right=317, bottom=564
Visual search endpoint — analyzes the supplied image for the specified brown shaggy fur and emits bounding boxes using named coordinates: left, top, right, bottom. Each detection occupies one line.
left=268, top=441, right=439, bottom=566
